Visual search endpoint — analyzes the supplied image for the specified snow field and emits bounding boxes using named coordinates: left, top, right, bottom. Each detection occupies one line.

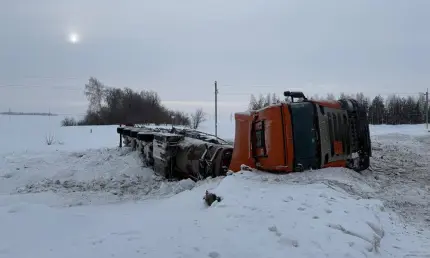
left=1, top=116, right=430, bottom=257
left=365, top=130, right=430, bottom=228
left=2, top=171, right=428, bottom=258
left=370, top=124, right=430, bottom=136
left=0, top=115, right=120, bottom=154
left=0, top=148, right=198, bottom=207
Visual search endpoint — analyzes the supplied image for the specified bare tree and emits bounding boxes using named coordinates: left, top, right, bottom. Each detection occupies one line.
left=191, top=108, right=207, bottom=129
left=326, top=93, right=336, bottom=100
left=248, top=93, right=284, bottom=110
left=61, top=117, right=77, bottom=126
left=77, top=77, right=191, bottom=126
left=85, top=77, right=106, bottom=113
left=310, top=94, right=320, bottom=100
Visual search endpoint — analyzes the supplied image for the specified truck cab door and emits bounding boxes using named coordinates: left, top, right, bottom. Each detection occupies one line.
left=290, top=102, right=318, bottom=171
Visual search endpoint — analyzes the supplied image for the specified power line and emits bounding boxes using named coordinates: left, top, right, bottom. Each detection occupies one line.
left=217, top=82, right=424, bottom=96
left=0, top=84, right=83, bottom=90
left=214, top=81, right=218, bottom=137
left=218, top=89, right=423, bottom=97
left=2, top=75, right=85, bottom=80
left=0, top=112, right=86, bottom=116
left=56, top=113, right=87, bottom=116
left=218, top=92, right=251, bottom=96
left=425, top=88, right=428, bottom=129
left=218, top=84, right=283, bottom=89
left=218, top=84, right=423, bottom=95
left=2, top=81, right=422, bottom=98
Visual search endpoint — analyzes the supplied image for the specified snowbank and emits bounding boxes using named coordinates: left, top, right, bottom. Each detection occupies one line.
left=1, top=116, right=430, bottom=257
left=0, top=147, right=200, bottom=207
left=1, top=172, right=429, bottom=258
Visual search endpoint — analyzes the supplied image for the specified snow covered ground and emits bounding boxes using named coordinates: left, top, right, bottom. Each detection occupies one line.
left=0, top=115, right=430, bottom=257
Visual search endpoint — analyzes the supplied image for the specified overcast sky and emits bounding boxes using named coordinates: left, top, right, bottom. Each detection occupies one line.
left=1, top=0, right=429, bottom=121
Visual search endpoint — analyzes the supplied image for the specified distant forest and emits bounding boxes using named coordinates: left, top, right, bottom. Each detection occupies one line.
left=248, top=92, right=428, bottom=125
left=62, top=77, right=206, bottom=129
left=63, top=77, right=427, bottom=127
left=0, top=111, right=58, bottom=116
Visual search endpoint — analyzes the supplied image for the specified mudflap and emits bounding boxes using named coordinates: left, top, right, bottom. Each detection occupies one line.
left=348, top=154, right=370, bottom=172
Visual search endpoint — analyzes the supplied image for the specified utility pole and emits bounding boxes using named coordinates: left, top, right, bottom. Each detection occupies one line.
left=426, top=88, right=428, bottom=129
left=214, top=81, right=218, bottom=137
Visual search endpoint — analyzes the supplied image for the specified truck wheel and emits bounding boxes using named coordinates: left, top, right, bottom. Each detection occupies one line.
left=296, top=164, right=304, bottom=172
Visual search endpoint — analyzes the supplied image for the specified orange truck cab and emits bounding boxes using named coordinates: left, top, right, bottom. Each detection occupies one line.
left=229, top=91, right=371, bottom=173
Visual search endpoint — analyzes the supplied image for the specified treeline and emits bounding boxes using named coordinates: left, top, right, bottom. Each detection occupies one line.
left=249, top=92, right=428, bottom=125
left=0, top=112, right=57, bottom=116
left=62, top=77, right=206, bottom=128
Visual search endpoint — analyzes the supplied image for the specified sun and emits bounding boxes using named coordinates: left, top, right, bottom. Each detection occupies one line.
left=68, top=33, right=80, bottom=44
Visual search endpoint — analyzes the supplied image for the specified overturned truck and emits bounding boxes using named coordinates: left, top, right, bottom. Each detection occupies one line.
left=117, top=126, right=234, bottom=181
left=117, top=91, right=371, bottom=181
